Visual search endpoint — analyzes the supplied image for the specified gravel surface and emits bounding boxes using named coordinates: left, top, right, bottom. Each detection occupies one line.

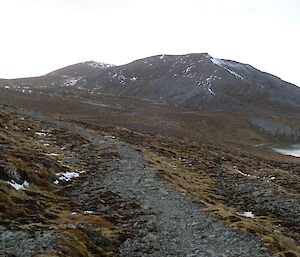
left=1, top=106, right=277, bottom=257
left=0, top=225, right=58, bottom=257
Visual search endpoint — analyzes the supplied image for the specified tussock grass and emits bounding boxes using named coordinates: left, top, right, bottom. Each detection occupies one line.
left=0, top=110, right=130, bottom=256
left=111, top=127, right=300, bottom=257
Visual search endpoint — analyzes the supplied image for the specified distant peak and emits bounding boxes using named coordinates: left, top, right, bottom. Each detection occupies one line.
left=202, top=52, right=212, bottom=57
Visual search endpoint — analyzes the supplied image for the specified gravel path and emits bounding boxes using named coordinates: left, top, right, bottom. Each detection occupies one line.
left=2, top=106, right=276, bottom=257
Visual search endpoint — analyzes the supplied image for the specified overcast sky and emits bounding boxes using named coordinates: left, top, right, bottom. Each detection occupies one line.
left=1, top=0, right=300, bottom=86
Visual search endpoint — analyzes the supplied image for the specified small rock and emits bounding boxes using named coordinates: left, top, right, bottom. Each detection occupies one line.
left=205, top=250, right=216, bottom=256
left=144, top=178, right=155, bottom=184
left=132, top=176, right=141, bottom=185
left=63, top=157, right=80, bottom=165
left=61, top=144, right=72, bottom=150
left=186, top=253, right=197, bottom=257
left=142, top=233, right=158, bottom=243
left=143, top=202, right=151, bottom=210
left=81, top=143, right=91, bottom=149
left=158, top=188, right=169, bottom=196
left=0, top=144, right=9, bottom=149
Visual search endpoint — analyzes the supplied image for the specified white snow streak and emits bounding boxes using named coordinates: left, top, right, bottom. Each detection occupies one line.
left=85, top=61, right=114, bottom=68
left=208, top=87, right=215, bottom=95
left=242, top=211, right=255, bottom=218
left=211, top=58, right=244, bottom=79
left=54, top=170, right=86, bottom=184
left=63, top=77, right=82, bottom=86
left=8, top=180, right=29, bottom=190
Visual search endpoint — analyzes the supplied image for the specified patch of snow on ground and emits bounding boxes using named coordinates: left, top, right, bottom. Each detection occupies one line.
left=242, top=211, right=255, bottom=218
left=63, top=77, right=82, bottom=86
left=208, top=87, right=215, bottom=95
left=206, top=75, right=216, bottom=82
left=36, top=131, right=51, bottom=136
left=130, top=77, right=137, bottom=81
left=85, top=61, right=114, bottom=68
left=160, top=55, right=165, bottom=60
left=237, top=169, right=251, bottom=177
left=8, top=180, right=29, bottom=190
left=118, top=74, right=127, bottom=84
left=105, top=135, right=116, bottom=139
left=210, top=57, right=244, bottom=79
left=234, top=166, right=251, bottom=177
left=183, top=66, right=195, bottom=73
left=46, top=153, right=60, bottom=156
left=197, top=76, right=217, bottom=96
left=234, top=166, right=257, bottom=178
left=221, top=60, right=251, bottom=72
left=84, top=211, right=94, bottom=214
left=55, top=171, right=80, bottom=183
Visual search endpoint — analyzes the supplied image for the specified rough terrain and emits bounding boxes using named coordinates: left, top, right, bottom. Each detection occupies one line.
left=0, top=105, right=281, bottom=256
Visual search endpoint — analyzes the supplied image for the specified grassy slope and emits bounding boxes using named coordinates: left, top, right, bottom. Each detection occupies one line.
left=79, top=123, right=300, bottom=257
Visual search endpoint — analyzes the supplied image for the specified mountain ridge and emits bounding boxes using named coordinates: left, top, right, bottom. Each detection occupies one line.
left=5, top=53, right=299, bottom=112
left=1, top=53, right=300, bottom=133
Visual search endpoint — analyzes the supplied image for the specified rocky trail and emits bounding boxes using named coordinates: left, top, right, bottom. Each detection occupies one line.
left=1, top=106, right=276, bottom=257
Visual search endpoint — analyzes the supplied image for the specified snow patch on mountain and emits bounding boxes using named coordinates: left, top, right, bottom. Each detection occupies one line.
left=208, top=87, right=215, bottom=95
left=183, top=66, right=195, bottom=73
left=108, top=70, right=128, bottom=85
left=63, top=77, right=82, bottom=86
left=210, top=58, right=244, bottom=79
left=84, top=61, right=114, bottom=68
left=197, top=75, right=217, bottom=96
left=8, top=180, right=29, bottom=190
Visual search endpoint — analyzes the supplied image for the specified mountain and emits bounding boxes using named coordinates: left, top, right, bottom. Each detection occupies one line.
left=81, top=53, right=300, bottom=112
left=1, top=53, right=300, bottom=141
left=3, top=53, right=300, bottom=113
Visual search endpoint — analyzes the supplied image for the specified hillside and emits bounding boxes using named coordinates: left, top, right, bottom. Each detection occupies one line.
left=0, top=105, right=299, bottom=256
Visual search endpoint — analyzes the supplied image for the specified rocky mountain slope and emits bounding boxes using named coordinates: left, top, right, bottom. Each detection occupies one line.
left=2, top=53, right=300, bottom=114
